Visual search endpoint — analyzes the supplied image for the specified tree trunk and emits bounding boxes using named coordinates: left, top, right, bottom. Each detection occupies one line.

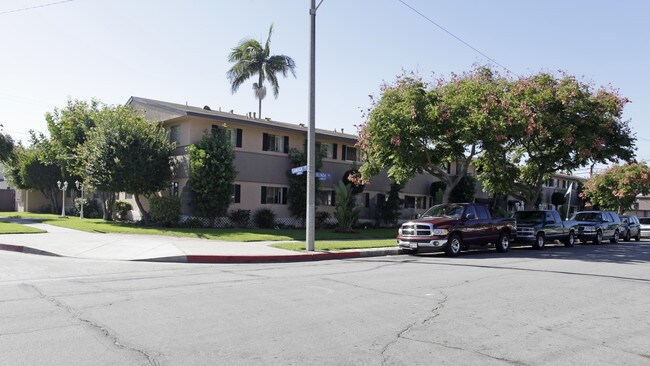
left=133, top=193, right=150, bottom=226
left=441, top=183, right=454, bottom=204
left=258, top=96, right=262, bottom=119
left=100, top=192, right=115, bottom=221
left=42, top=188, right=59, bottom=214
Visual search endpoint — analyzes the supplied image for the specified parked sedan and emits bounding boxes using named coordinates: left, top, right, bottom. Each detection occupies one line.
left=619, top=215, right=641, bottom=241
left=639, top=217, right=650, bottom=238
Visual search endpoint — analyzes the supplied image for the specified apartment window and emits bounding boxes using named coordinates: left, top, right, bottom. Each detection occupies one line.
left=169, top=182, right=179, bottom=197
left=169, top=125, right=180, bottom=144
left=125, top=193, right=133, bottom=199
left=562, top=180, right=567, bottom=189
left=263, top=133, right=289, bottom=153
left=232, top=184, right=241, bottom=203
left=342, top=145, right=357, bottom=161
left=212, top=125, right=243, bottom=148
left=404, top=195, right=427, bottom=209
left=318, top=190, right=335, bottom=206
left=316, top=142, right=336, bottom=159
left=261, top=186, right=288, bottom=204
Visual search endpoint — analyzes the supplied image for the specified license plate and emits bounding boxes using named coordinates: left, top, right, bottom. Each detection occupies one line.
left=409, top=243, right=418, bottom=249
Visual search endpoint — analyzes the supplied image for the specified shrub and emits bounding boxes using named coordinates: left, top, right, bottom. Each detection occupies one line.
left=72, top=198, right=103, bottom=219
left=115, top=200, right=133, bottom=221
left=254, top=208, right=276, bottom=229
left=333, top=181, right=360, bottom=233
left=315, top=211, right=331, bottom=229
left=229, top=209, right=251, bottom=228
left=149, top=196, right=181, bottom=227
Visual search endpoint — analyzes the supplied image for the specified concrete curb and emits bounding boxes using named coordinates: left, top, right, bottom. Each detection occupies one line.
left=0, top=243, right=60, bottom=257
left=0, top=243, right=404, bottom=264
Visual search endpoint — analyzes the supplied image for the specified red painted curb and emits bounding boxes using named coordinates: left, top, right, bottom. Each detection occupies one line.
left=0, top=244, right=25, bottom=253
left=187, top=251, right=361, bottom=263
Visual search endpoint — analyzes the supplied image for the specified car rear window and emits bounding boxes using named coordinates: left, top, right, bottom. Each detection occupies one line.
left=640, top=218, right=650, bottom=225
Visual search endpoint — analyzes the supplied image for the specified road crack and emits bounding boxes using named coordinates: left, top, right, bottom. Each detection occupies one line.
left=380, top=291, right=448, bottom=365
left=20, top=284, right=161, bottom=366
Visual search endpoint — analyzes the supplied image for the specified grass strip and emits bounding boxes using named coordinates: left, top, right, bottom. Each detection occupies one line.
left=0, top=212, right=398, bottom=242
left=271, top=239, right=396, bottom=252
left=0, top=221, right=47, bottom=234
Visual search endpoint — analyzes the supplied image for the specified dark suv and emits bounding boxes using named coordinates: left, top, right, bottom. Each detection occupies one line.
left=571, top=211, right=621, bottom=244
left=619, top=215, right=641, bottom=242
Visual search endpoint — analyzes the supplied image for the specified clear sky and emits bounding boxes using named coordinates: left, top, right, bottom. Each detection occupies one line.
left=1, top=0, right=648, bottom=176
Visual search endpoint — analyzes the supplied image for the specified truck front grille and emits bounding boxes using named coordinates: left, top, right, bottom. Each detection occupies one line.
left=400, top=223, right=433, bottom=237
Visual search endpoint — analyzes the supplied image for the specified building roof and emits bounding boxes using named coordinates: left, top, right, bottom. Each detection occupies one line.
left=127, top=96, right=359, bottom=142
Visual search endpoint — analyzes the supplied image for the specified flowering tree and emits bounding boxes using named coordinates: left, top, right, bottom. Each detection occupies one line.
left=358, top=67, right=507, bottom=203
left=473, top=72, right=635, bottom=208
left=581, top=163, right=650, bottom=213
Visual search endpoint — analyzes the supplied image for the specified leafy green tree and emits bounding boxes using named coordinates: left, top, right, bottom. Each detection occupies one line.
left=0, top=129, right=15, bottom=163
left=188, top=128, right=236, bottom=220
left=551, top=191, right=566, bottom=207
left=286, top=148, right=322, bottom=227
left=449, top=175, right=477, bottom=203
left=76, top=105, right=175, bottom=223
left=375, top=182, right=402, bottom=227
left=227, top=24, right=296, bottom=118
left=333, top=180, right=360, bottom=232
left=581, top=162, right=650, bottom=213
left=358, top=67, right=507, bottom=203
left=474, top=71, right=635, bottom=208
left=16, top=147, right=63, bottom=213
left=46, top=98, right=100, bottom=180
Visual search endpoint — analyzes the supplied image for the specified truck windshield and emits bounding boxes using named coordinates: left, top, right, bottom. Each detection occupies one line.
left=514, top=211, right=544, bottom=224
left=572, top=212, right=601, bottom=222
left=421, top=204, right=464, bottom=219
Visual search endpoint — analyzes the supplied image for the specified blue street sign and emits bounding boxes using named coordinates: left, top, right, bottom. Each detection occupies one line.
left=315, top=172, right=331, bottom=180
left=291, top=165, right=308, bottom=175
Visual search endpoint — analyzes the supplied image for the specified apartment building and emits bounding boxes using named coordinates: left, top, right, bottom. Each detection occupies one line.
left=126, top=97, right=439, bottom=223
left=14, top=97, right=588, bottom=223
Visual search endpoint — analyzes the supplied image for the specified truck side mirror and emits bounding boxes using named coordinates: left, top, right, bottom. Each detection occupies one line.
left=466, top=213, right=477, bottom=220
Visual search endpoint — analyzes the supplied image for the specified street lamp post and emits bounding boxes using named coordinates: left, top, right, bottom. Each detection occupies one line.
left=306, top=0, right=323, bottom=252
left=75, top=180, right=84, bottom=219
left=57, top=180, right=68, bottom=218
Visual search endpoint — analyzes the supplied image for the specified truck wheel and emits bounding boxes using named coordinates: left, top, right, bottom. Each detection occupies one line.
left=593, top=231, right=603, bottom=245
left=495, top=232, right=510, bottom=253
left=609, top=230, right=619, bottom=244
left=624, top=229, right=631, bottom=242
left=563, top=231, right=575, bottom=247
left=445, top=234, right=462, bottom=257
left=533, top=233, right=545, bottom=250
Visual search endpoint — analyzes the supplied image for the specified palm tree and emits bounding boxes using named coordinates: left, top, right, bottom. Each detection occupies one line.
left=227, top=24, right=296, bottom=118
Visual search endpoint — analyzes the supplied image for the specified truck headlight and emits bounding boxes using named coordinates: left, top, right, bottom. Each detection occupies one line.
left=582, top=226, right=595, bottom=232
left=432, top=229, right=448, bottom=236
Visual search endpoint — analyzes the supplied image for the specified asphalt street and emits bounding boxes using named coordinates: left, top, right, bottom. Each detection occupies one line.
left=1, top=241, right=649, bottom=365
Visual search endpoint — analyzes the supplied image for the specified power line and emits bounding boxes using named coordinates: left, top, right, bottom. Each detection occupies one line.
left=396, top=0, right=517, bottom=76
left=0, top=0, right=74, bottom=16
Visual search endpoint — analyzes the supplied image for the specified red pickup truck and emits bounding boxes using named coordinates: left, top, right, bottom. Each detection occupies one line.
left=397, top=203, right=516, bottom=256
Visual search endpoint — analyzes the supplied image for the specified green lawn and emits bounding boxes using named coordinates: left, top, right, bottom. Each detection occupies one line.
left=0, top=212, right=397, bottom=243
left=271, top=239, right=396, bottom=252
left=0, top=220, right=46, bottom=234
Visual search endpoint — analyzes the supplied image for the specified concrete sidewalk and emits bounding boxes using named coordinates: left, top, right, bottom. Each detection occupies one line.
left=0, top=220, right=401, bottom=263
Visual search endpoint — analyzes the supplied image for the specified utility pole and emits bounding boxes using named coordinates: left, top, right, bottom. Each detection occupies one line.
left=306, top=0, right=321, bottom=251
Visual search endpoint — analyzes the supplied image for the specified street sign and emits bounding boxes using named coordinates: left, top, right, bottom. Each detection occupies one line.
left=315, top=172, right=331, bottom=180
left=291, top=165, right=308, bottom=175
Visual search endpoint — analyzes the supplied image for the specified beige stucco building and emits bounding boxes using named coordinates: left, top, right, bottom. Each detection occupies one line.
left=12, top=97, right=588, bottom=224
